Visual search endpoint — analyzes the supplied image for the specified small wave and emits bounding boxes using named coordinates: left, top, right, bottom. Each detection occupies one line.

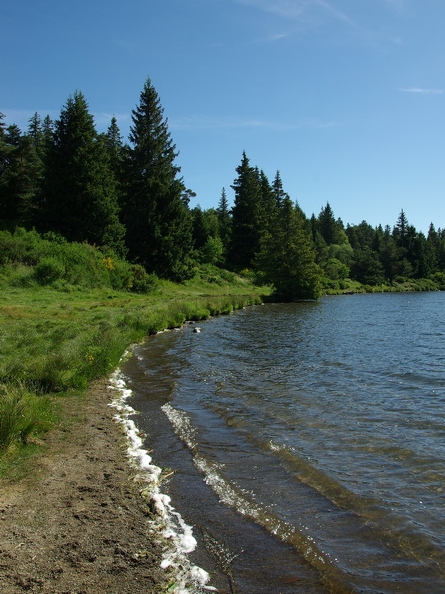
left=162, top=402, right=358, bottom=594
left=108, top=368, right=215, bottom=593
left=266, top=440, right=445, bottom=575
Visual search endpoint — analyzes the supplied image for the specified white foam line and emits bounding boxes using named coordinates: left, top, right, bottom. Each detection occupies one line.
left=108, top=365, right=216, bottom=593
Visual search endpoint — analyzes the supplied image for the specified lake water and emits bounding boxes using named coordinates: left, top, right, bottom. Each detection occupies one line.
left=120, top=292, right=445, bottom=593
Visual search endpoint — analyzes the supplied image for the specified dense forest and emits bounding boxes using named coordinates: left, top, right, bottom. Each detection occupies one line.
left=1, top=77, right=445, bottom=300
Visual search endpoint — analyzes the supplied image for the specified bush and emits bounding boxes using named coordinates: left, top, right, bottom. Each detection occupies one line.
left=431, top=272, right=445, bottom=290
left=34, top=257, right=65, bottom=285
left=129, top=265, right=158, bottom=293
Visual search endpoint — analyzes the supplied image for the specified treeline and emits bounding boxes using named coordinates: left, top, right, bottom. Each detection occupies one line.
left=1, top=77, right=445, bottom=299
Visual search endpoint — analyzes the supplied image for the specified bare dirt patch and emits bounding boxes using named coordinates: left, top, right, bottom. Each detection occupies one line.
left=0, top=380, right=169, bottom=593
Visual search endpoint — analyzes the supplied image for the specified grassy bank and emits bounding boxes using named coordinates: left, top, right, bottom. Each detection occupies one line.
left=321, top=275, right=444, bottom=295
left=0, top=273, right=265, bottom=474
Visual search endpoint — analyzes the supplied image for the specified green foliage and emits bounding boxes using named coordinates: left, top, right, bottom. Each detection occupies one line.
left=316, top=202, right=345, bottom=246
left=0, top=228, right=158, bottom=293
left=4, top=87, right=445, bottom=297
left=350, top=247, right=385, bottom=285
left=122, top=77, right=194, bottom=281
left=0, top=129, right=41, bottom=226
left=0, top=383, right=53, bottom=452
left=128, top=265, right=158, bottom=293
left=430, top=272, right=445, bottom=290
left=229, top=152, right=263, bottom=269
left=255, top=198, right=321, bottom=301
left=38, top=91, right=126, bottom=255
left=194, top=236, right=224, bottom=265
left=324, top=257, right=350, bottom=280
left=34, top=257, right=65, bottom=285
left=0, top=261, right=265, bottom=463
left=216, top=188, right=232, bottom=259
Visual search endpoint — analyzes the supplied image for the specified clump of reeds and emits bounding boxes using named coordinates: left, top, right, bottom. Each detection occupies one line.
left=0, top=383, right=53, bottom=452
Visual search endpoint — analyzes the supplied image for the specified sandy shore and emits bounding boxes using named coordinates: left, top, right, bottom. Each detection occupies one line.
left=0, top=378, right=180, bottom=593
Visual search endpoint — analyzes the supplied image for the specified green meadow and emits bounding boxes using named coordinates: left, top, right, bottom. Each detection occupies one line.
left=0, top=229, right=265, bottom=473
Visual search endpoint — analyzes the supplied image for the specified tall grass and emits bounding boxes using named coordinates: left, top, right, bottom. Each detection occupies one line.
left=0, top=383, right=53, bottom=452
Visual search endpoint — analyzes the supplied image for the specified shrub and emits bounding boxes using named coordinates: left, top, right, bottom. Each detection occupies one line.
left=129, top=265, right=159, bottom=293
left=34, top=257, right=65, bottom=285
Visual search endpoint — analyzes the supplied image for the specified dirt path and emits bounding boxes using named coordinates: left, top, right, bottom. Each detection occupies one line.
left=0, top=379, right=172, bottom=593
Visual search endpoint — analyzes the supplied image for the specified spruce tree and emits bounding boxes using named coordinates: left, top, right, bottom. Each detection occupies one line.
left=0, top=121, right=42, bottom=226
left=378, top=226, right=398, bottom=283
left=0, top=118, right=12, bottom=222
left=318, top=202, right=342, bottom=245
left=350, top=246, right=384, bottom=285
left=216, top=187, right=232, bottom=261
left=393, top=209, right=409, bottom=247
left=272, top=171, right=288, bottom=208
left=122, top=78, right=193, bottom=281
left=255, top=197, right=321, bottom=300
left=0, top=116, right=15, bottom=221
left=426, top=223, right=440, bottom=273
left=103, top=116, right=126, bottom=180
left=40, top=91, right=126, bottom=255
left=258, top=169, right=276, bottom=235
left=229, top=151, right=262, bottom=269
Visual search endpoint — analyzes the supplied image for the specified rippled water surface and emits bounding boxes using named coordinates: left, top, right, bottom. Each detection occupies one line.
left=122, top=292, right=445, bottom=593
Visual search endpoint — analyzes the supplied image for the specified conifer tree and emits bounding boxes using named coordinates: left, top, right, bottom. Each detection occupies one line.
left=229, top=151, right=262, bottom=269
left=255, top=197, right=321, bottom=300
left=41, top=115, right=55, bottom=149
left=318, top=202, right=342, bottom=245
left=393, top=209, right=409, bottom=247
left=101, top=116, right=127, bottom=215
left=122, top=78, right=193, bottom=281
left=272, top=170, right=288, bottom=208
left=40, top=91, right=126, bottom=254
left=216, top=187, right=232, bottom=261
left=191, top=205, right=209, bottom=250
left=0, top=121, right=42, bottom=226
left=103, top=116, right=125, bottom=179
left=0, top=116, right=14, bottom=220
left=378, top=225, right=398, bottom=283
left=0, top=117, right=12, bottom=222
left=426, top=223, right=440, bottom=272
left=350, top=246, right=384, bottom=285
left=258, top=169, right=276, bottom=235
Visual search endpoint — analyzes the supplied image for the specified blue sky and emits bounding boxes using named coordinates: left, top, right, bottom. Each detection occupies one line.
left=1, top=0, right=444, bottom=233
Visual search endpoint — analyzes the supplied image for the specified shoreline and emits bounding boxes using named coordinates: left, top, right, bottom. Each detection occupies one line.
left=0, top=374, right=207, bottom=593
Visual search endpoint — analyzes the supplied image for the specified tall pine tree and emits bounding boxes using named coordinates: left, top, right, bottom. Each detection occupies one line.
left=216, top=187, right=232, bottom=262
left=39, top=92, right=126, bottom=254
left=122, top=78, right=193, bottom=281
left=0, top=121, right=42, bottom=226
left=229, top=151, right=263, bottom=269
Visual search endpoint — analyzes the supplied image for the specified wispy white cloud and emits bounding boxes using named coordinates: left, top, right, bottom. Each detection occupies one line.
left=2, top=108, right=57, bottom=130
left=313, top=0, right=362, bottom=30
left=236, top=0, right=361, bottom=32
left=267, top=32, right=292, bottom=42
left=400, top=87, right=444, bottom=95
left=236, top=0, right=306, bottom=20
left=170, top=114, right=340, bottom=131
